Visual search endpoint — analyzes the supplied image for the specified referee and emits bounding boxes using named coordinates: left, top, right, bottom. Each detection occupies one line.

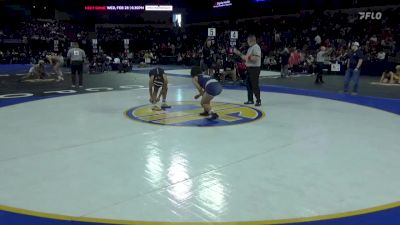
left=234, top=35, right=262, bottom=106
left=67, top=42, right=86, bottom=88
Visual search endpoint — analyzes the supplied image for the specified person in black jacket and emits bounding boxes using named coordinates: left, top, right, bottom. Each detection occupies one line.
left=280, top=48, right=290, bottom=78
left=202, top=38, right=215, bottom=76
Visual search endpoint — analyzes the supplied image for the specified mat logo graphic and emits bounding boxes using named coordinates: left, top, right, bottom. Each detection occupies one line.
left=126, top=102, right=264, bottom=126
left=358, top=12, right=382, bottom=20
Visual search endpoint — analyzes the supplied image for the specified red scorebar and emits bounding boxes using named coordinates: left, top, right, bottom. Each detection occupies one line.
left=85, top=6, right=107, bottom=11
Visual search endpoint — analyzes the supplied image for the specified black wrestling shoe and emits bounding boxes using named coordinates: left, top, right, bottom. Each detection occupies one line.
left=255, top=101, right=262, bottom=107
left=161, top=103, right=171, bottom=109
left=199, top=111, right=209, bottom=116
left=244, top=101, right=254, bottom=105
left=208, top=113, right=219, bottom=120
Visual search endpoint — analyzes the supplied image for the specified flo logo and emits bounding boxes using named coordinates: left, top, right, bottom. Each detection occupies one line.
left=125, top=101, right=264, bottom=127
left=359, top=12, right=382, bottom=20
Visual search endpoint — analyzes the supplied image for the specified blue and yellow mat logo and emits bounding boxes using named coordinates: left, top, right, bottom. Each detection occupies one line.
left=126, top=101, right=264, bottom=127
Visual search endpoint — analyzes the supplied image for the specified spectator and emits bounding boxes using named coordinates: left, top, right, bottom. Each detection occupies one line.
left=236, top=61, right=247, bottom=85
left=280, top=48, right=290, bottom=78
left=315, top=34, right=322, bottom=47
left=220, top=56, right=237, bottom=84
left=105, top=55, right=112, bottom=71
left=119, top=58, right=130, bottom=73
left=263, top=56, right=270, bottom=70
left=305, top=53, right=315, bottom=74
left=343, top=42, right=364, bottom=95
left=177, top=53, right=183, bottom=65
left=315, top=46, right=332, bottom=84
left=289, top=48, right=301, bottom=74
left=270, top=54, right=279, bottom=71
left=377, top=49, right=386, bottom=61
left=202, top=38, right=215, bottom=76
left=144, top=51, right=151, bottom=64
left=113, top=56, right=121, bottom=65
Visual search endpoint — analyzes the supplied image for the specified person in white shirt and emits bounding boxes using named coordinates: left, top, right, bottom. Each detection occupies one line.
left=113, top=57, right=121, bottom=64
left=377, top=51, right=386, bottom=60
left=315, top=34, right=322, bottom=46
left=234, top=35, right=262, bottom=106
left=105, top=55, right=112, bottom=71
left=370, top=35, right=378, bottom=43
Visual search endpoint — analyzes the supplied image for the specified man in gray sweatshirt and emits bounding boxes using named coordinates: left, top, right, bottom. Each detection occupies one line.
left=67, top=42, right=86, bottom=88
